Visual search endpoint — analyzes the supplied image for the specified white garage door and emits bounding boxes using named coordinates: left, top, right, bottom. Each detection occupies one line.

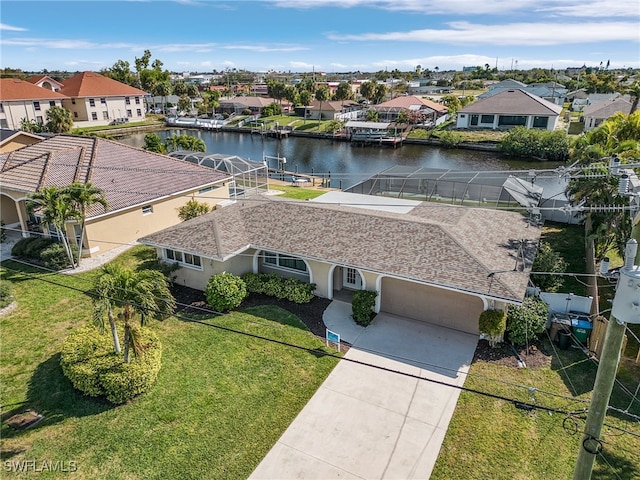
left=380, top=277, right=483, bottom=334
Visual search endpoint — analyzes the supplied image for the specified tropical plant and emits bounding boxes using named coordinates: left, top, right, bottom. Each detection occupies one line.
left=530, top=241, right=567, bottom=292
left=177, top=198, right=211, bottom=221
left=66, top=182, right=107, bottom=267
left=46, top=105, right=74, bottom=133
left=143, top=133, right=167, bottom=154
left=315, top=85, right=330, bottom=124
left=26, top=186, right=76, bottom=269
left=91, top=264, right=176, bottom=363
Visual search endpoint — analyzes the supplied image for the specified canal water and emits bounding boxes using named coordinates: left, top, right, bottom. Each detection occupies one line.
left=118, top=129, right=563, bottom=190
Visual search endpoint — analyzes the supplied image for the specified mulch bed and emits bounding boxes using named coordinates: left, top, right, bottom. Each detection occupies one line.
left=473, top=339, right=552, bottom=369
left=172, top=285, right=332, bottom=338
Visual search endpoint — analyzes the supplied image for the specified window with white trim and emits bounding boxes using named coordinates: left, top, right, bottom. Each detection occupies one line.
left=91, top=112, right=98, bottom=120
left=142, top=205, right=153, bottom=215
left=89, top=99, right=95, bottom=107
left=262, top=251, right=307, bottom=272
left=165, top=248, right=202, bottom=269
left=33, top=101, right=41, bottom=111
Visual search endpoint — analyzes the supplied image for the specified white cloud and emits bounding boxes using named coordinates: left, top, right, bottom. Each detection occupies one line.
left=268, top=0, right=636, bottom=17
left=0, top=23, right=27, bottom=32
left=289, top=61, right=317, bottom=69
left=327, top=21, right=639, bottom=46
left=221, top=44, right=308, bottom=53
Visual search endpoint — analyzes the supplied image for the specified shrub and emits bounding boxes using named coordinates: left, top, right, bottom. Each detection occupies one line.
left=352, top=290, right=377, bottom=327
left=438, top=130, right=464, bottom=148
left=0, top=281, right=14, bottom=309
left=205, top=272, right=247, bottom=312
left=531, top=241, right=567, bottom=292
left=499, top=126, right=569, bottom=161
left=506, top=296, right=549, bottom=346
left=479, top=309, right=507, bottom=347
left=241, top=272, right=315, bottom=303
left=40, top=242, right=73, bottom=270
left=60, top=325, right=162, bottom=404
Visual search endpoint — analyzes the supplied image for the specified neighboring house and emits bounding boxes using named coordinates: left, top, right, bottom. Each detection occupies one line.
left=26, top=75, right=65, bottom=92
left=406, top=83, right=453, bottom=95
left=0, top=78, right=68, bottom=129
left=0, top=129, right=45, bottom=153
left=139, top=192, right=541, bottom=335
left=57, top=71, right=148, bottom=127
left=0, top=72, right=149, bottom=130
left=571, top=92, right=620, bottom=112
left=217, top=96, right=292, bottom=115
left=582, top=98, right=633, bottom=130
left=479, top=79, right=567, bottom=105
left=306, top=100, right=360, bottom=121
left=372, top=95, right=448, bottom=125
left=456, top=89, right=562, bottom=130
left=0, top=135, right=232, bottom=257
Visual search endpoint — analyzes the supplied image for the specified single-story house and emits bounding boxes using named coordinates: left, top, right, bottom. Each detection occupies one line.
left=372, top=95, right=448, bottom=125
left=582, top=98, right=634, bottom=131
left=478, top=79, right=567, bottom=105
left=456, top=89, right=562, bottom=130
left=139, top=192, right=541, bottom=334
left=305, top=100, right=360, bottom=121
left=1, top=134, right=232, bottom=257
left=217, top=96, right=292, bottom=116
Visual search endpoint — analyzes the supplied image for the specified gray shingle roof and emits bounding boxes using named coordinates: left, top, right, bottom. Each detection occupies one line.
left=461, top=89, right=563, bottom=115
left=0, top=135, right=231, bottom=217
left=140, top=197, right=541, bottom=302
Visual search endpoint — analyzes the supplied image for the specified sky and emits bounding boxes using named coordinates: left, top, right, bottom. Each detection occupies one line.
left=1, top=0, right=639, bottom=74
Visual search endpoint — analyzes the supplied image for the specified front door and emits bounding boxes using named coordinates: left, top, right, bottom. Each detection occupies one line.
left=343, top=267, right=362, bottom=290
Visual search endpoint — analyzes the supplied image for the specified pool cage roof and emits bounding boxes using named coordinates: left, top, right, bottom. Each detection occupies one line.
left=167, top=151, right=267, bottom=176
left=167, top=151, right=269, bottom=198
left=345, top=165, right=574, bottom=221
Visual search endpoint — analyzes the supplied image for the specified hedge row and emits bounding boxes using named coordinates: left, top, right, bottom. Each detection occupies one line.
left=242, top=272, right=315, bottom=304
left=11, top=237, right=75, bottom=270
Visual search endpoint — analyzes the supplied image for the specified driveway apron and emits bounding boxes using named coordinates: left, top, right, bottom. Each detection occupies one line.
left=250, top=310, right=479, bottom=479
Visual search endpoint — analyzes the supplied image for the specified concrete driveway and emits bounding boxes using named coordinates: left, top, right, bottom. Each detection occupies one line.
left=250, top=306, right=478, bottom=479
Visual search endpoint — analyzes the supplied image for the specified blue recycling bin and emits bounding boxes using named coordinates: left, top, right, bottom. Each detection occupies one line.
left=571, top=318, right=593, bottom=345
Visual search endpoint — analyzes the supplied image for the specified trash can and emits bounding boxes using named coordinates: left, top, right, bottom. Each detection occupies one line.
left=572, top=318, right=593, bottom=346
left=558, top=330, right=572, bottom=350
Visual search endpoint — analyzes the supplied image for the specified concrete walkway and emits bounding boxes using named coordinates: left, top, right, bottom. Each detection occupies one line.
left=250, top=301, right=478, bottom=480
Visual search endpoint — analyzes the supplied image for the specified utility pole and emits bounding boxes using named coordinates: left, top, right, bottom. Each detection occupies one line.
left=572, top=238, right=640, bottom=479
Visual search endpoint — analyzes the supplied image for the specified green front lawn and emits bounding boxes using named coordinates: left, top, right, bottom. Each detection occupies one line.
left=0, top=247, right=339, bottom=479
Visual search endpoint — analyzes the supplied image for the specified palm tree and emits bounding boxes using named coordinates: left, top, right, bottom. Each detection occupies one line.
left=66, top=182, right=107, bottom=267
left=315, top=85, right=330, bottom=128
left=92, top=265, right=176, bottom=363
left=45, top=105, right=74, bottom=133
left=27, top=186, right=76, bottom=268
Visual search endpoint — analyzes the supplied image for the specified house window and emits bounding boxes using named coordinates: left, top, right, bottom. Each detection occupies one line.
left=470, top=114, right=478, bottom=126
left=135, top=97, right=141, bottom=104
left=125, top=97, right=130, bottom=105
left=103, top=111, right=109, bottom=120
left=142, top=205, right=153, bottom=215
left=36, top=116, right=43, bottom=124
left=165, top=248, right=202, bottom=269
left=127, top=110, right=132, bottom=117
left=49, top=101, right=56, bottom=107
left=91, top=112, right=98, bottom=120
left=33, top=101, right=41, bottom=111
left=480, top=114, right=494, bottom=124
left=71, top=99, right=76, bottom=105
left=73, top=112, right=78, bottom=118
left=532, top=116, right=549, bottom=128
left=89, top=99, right=95, bottom=107
left=498, top=115, right=527, bottom=127
left=101, top=98, right=106, bottom=104
left=262, top=251, right=307, bottom=272
left=136, top=109, right=142, bottom=116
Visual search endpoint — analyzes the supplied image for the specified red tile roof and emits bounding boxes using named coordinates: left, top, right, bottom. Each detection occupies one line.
left=0, top=78, right=68, bottom=101
left=58, top=71, right=148, bottom=98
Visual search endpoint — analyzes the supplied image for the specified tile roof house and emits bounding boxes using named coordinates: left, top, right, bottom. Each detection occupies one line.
left=1, top=135, right=232, bottom=257
left=456, top=89, right=562, bottom=130
left=57, top=71, right=149, bottom=127
left=0, top=72, right=149, bottom=130
left=217, top=96, right=293, bottom=115
left=372, top=95, right=448, bottom=125
left=140, top=192, right=541, bottom=334
left=306, top=100, right=360, bottom=121
left=582, top=97, right=634, bottom=131
left=0, top=78, right=68, bottom=130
